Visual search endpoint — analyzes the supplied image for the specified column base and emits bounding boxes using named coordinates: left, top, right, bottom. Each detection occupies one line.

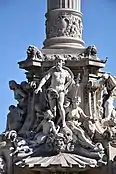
left=43, top=36, right=85, bottom=49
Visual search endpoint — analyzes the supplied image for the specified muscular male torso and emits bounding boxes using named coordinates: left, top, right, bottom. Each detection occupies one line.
left=50, top=68, right=69, bottom=92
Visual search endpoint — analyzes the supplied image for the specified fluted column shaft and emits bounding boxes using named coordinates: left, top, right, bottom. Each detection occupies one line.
left=43, top=0, right=84, bottom=49
left=47, top=0, right=81, bottom=11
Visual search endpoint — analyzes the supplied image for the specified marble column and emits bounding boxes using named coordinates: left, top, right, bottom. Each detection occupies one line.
left=43, top=0, right=84, bottom=49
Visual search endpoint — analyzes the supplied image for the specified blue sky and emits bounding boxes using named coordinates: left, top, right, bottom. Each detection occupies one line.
left=0, top=0, right=116, bottom=133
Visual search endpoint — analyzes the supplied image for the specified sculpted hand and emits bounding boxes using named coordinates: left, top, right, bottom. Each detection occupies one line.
left=34, top=87, right=42, bottom=94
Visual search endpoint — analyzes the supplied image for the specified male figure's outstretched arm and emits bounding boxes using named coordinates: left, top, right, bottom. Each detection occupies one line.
left=35, top=70, right=52, bottom=93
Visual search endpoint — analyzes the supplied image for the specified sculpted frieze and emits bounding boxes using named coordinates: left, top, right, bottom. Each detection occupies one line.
left=44, top=53, right=85, bottom=61
left=46, top=12, right=83, bottom=39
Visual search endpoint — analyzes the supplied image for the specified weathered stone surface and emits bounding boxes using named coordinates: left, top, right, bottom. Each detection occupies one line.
left=1, top=46, right=116, bottom=174
left=44, top=0, right=84, bottom=49
left=1, top=1, right=116, bottom=174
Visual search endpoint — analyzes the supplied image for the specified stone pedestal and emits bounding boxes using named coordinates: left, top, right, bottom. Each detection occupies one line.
left=15, top=166, right=108, bottom=174
left=19, top=47, right=106, bottom=116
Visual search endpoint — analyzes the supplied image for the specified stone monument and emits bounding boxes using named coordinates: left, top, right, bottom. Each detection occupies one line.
left=0, top=0, right=116, bottom=174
